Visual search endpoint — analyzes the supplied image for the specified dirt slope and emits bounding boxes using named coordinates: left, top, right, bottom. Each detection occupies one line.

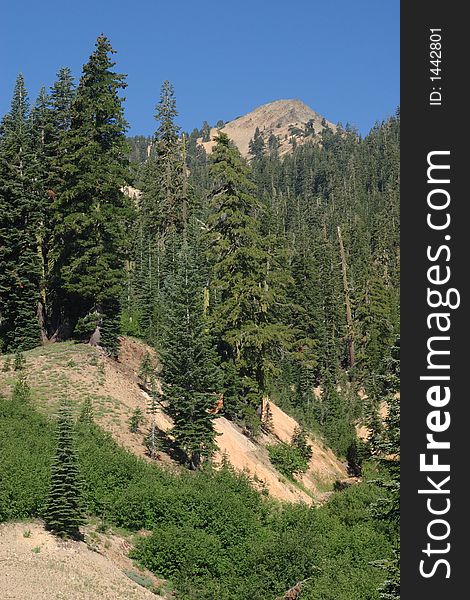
left=0, top=338, right=346, bottom=503
left=0, top=522, right=163, bottom=600
left=200, top=99, right=336, bottom=158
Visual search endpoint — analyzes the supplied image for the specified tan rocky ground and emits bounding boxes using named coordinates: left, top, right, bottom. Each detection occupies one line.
left=199, top=99, right=336, bottom=158
left=0, top=522, right=164, bottom=600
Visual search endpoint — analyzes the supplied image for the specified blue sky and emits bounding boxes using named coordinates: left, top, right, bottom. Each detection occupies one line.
left=1, top=1, right=399, bottom=136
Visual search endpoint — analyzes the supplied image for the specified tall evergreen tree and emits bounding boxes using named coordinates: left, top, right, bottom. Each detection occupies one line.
left=140, top=80, right=185, bottom=240
left=160, top=239, right=221, bottom=469
left=51, top=35, right=133, bottom=356
left=134, top=80, right=188, bottom=344
left=27, top=70, right=76, bottom=341
left=371, top=338, right=400, bottom=600
left=0, top=74, right=42, bottom=352
left=201, top=120, right=211, bottom=142
left=46, top=67, right=76, bottom=191
left=43, top=399, right=83, bottom=538
left=248, top=127, right=265, bottom=162
left=29, top=86, right=55, bottom=340
left=207, top=133, right=292, bottom=424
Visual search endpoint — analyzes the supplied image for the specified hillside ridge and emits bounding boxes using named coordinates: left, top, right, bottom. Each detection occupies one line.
left=0, top=337, right=346, bottom=504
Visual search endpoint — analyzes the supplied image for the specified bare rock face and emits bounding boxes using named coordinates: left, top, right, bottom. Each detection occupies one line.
left=199, top=99, right=335, bottom=158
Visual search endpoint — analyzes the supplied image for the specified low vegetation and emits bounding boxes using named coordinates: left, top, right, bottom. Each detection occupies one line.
left=0, top=382, right=395, bottom=600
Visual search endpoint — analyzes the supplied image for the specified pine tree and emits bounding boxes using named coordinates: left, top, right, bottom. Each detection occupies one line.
left=29, top=86, right=55, bottom=339
left=129, top=407, right=144, bottom=433
left=78, top=397, right=94, bottom=425
left=12, top=369, right=31, bottom=404
left=371, top=339, right=400, bottom=599
left=136, top=80, right=186, bottom=343
left=160, top=240, right=221, bottom=470
left=145, top=375, right=161, bottom=460
left=261, top=400, right=274, bottom=433
left=139, top=352, right=156, bottom=386
left=201, top=120, right=211, bottom=142
left=207, top=133, right=292, bottom=423
left=51, top=36, right=133, bottom=356
left=141, top=80, right=185, bottom=238
left=320, top=376, right=355, bottom=457
left=49, top=68, right=75, bottom=136
left=248, top=127, right=265, bottom=162
left=26, top=69, right=76, bottom=342
left=267, top=133, right=280, bottom=158
left=137, top=351, right=160, bottom=458
left=356, top=267, right=394, bottom=381
left=44, top=399, right=83, bottom=538
left=13, top=350, right=26, bottom=371
left=291, top=425, right=313, bottom=462
left=0, top=74, right=42, bottom=352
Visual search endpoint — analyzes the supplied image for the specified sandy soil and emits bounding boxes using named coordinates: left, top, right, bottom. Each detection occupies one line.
left=0, top=523, right=163, bottom=600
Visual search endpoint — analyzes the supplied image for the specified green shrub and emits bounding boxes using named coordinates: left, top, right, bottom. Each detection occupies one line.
left=124, top=570, right=154, bottom=589
left=267, top=442, right=309, bottom=479
left=0, top=393, right=392, bottom=600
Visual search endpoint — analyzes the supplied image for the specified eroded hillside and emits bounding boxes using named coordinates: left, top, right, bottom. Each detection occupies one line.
left=0, top=338, right=346, bottom=504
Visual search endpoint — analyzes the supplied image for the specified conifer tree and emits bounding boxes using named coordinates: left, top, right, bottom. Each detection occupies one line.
left=267, top=133, right=280, bottom=158
left=136, top=80, right=186, bottom=343
left=261, top=400, right=274, bottom=433
left=129, top=407, right=144, bottom=433
left=160, top=240, right=221, bottom=470
left=0, top=74, right=42, bottom=352
left=370, top=339, right=400, bottom=599
left=139, top=351, right=155, bottom=387
left=141, top=80, right=185, bottom=238
left=320, top=376, right=355, bottom=457
left=12, top=371, right=31, bottom=404
left=50, top=67, right=75, bottom=135
left=29, top=86, right=55, bottom=338
left=78, top=397, right=94, bottom=425
left=43, top=67, right=76, bottom=196
left=44, top=399, right=83, bottom=538
left=51, top=36, right=133, bottom=356
left=207, top=133, right=292, bottom=423
left=27, top=70, right=76, bottom=341
left=201, top=120, right=211, bottom=142
left=145, top=376, right=160, bottom=460
left=291, top=425, right=313, bottom=462
left=248, top=127, right=265, bottom=162
left=356, top=268, right=394, bottom=381
left=13, top=351, right=26, bottom=372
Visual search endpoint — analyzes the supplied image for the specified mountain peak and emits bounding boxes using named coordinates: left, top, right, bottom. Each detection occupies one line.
left=200, top=99, right=334, bottom=158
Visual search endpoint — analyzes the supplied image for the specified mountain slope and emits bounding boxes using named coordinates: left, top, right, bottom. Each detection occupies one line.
left=0, top=522, right=164, bottom=600
left=199, top=99, right=336, bottom=158
left=0, top=338, right=346, bottom=503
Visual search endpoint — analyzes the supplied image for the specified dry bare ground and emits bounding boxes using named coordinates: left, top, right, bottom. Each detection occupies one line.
left=0, top=522, right=164, bottom=600
left=0, top=336, right=347, bottom=503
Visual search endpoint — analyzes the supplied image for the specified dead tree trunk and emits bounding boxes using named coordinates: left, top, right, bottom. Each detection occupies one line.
left=37, top=302, right=49, bottom=344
